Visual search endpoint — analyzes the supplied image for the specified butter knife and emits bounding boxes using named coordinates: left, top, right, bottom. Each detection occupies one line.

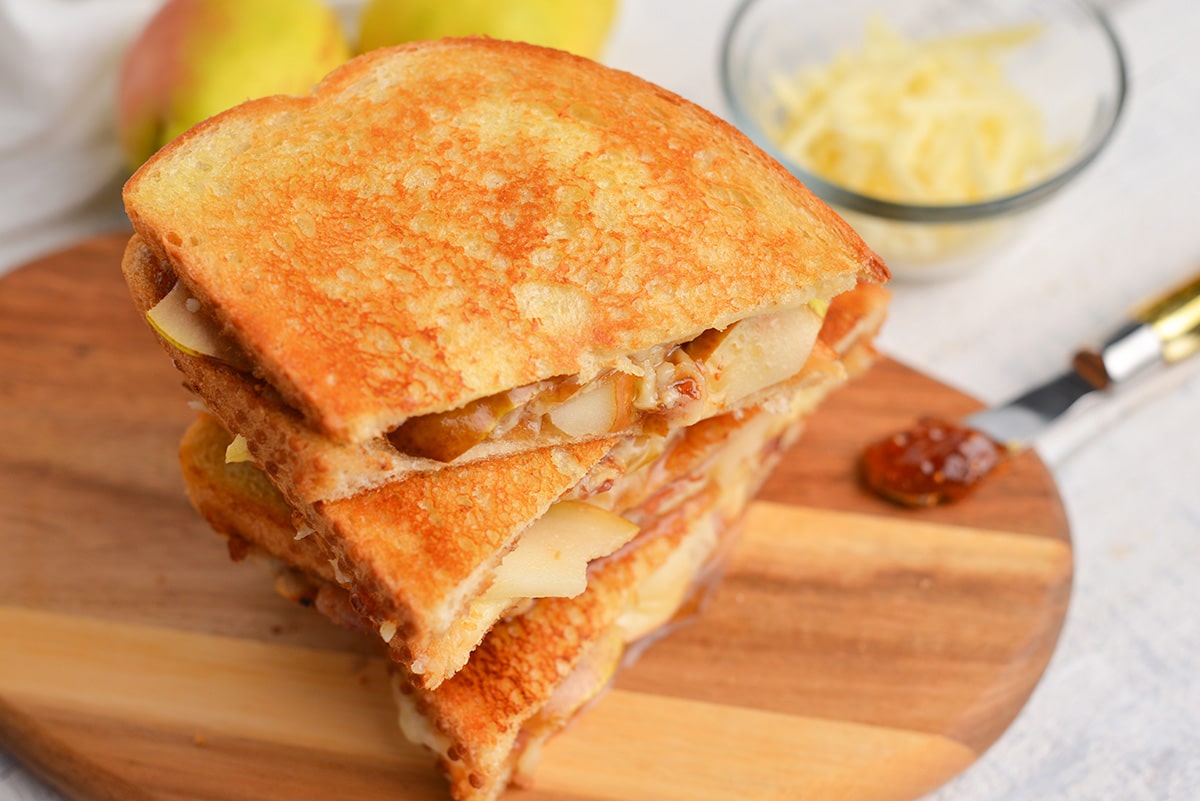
left=968, top=270, right=1200, bottom=449
left=860, top=270, right=1200, bottom=508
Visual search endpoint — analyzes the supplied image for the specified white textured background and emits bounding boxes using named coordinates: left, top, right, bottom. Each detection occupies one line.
left=1, top=0, right=1197, bottom=799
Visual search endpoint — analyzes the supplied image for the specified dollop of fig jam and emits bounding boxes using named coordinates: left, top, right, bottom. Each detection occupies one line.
left=860, top=418, right=1007, bottom=508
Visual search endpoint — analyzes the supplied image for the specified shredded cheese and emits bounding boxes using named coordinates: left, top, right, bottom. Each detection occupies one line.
left=768, top=17, right=1068, bottom=206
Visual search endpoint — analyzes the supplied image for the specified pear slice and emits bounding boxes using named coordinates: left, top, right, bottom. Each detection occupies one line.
left=689, top=305, right=823, bottom=405
left=146, top=282, right=244, bottom=365
left=480, top=500, right=639, bottom=602
left=387, top=389, right=522, bottom=462
left=546, top=372, right=637, bottom=439
left=224, top=434, right=252, bottom=464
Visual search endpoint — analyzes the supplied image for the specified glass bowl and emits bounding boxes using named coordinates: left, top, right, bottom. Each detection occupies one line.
left=720, top=0, right=1127, bottom=281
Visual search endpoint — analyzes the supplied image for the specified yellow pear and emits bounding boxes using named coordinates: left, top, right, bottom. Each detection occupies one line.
left=357, top=0, right=618, bottom=60
left=117, top=0, right=351, bottom=170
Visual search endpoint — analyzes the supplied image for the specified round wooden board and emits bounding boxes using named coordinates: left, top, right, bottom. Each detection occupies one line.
left=0, top=234, right=1072, bottom=801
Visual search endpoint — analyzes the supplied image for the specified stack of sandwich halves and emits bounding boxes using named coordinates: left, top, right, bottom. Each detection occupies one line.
left=121, top=39, right=889, bottom=801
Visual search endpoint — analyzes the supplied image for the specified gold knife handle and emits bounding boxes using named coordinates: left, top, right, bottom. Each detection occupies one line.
left=1134, top=271, right=1200, bottom=363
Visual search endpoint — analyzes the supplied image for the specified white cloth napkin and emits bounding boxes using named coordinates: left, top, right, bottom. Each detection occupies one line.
left=0, top=0, right=161, bottom=273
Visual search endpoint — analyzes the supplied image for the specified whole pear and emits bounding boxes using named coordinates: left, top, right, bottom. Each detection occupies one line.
left=117, top=0, right=350, bottom=170
left=357, top=0, right=618, bottom=60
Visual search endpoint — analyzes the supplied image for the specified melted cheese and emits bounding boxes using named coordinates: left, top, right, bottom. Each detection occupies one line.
left=615, top=513, right=718, bottom=643
left=390, top=675, right=452, bottom=760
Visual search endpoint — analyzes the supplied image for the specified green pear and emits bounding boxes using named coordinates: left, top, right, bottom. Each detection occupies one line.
left=357, top=0, right=618, bottom=60
left=117, top=0, right=351, bottom=170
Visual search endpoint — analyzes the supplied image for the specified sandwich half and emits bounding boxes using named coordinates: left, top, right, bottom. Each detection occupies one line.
left=178, top=372, right=839, bottom=801
left=122, top=37, right=887, bottom=504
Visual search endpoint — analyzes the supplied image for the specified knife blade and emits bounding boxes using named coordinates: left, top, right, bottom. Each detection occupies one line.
left=968, top=271, right=1200, bottom=449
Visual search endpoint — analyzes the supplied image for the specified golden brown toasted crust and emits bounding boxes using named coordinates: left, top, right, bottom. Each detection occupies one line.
left=124, top=37, right=888, bottom=444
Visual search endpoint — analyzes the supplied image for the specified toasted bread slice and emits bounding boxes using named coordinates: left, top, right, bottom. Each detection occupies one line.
left=124, top=38, right=887, bottom=447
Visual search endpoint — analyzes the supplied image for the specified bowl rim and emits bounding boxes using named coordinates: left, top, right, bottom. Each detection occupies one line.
left=718, top=0, right=1129, bottom=223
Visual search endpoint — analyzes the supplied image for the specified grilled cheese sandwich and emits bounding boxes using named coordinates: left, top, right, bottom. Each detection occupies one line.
left=123, top=37, right=891, bottom=801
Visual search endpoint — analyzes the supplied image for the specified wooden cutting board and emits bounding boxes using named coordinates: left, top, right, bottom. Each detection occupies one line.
left=0, top=234, right=1071, bottom=801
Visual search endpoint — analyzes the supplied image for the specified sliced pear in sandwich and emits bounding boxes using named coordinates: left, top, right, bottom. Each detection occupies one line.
left=481, top=500, right=639, bottom=602
left=546, top=372, right=638, bottom=439
left=388, top=389, right=524, bottom=462
left=688, top=305, right=823, bottom=406
left=146, top=282, right=246, bottom=367
left=224, top=434, right=253, bottom=464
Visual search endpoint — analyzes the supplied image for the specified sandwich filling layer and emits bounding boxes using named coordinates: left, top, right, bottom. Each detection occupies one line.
left=125, top=236, right=887, bottom=505
left=148, top=275, right=826, bottom=462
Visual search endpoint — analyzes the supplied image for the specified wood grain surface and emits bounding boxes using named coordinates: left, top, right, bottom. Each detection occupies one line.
left=0, top=234, right=1072, bottom=801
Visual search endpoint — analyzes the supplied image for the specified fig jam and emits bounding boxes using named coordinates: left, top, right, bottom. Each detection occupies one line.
left=860, top=417, right=1006, bottom=508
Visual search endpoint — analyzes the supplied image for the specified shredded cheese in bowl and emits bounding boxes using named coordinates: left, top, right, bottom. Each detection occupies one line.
left=768, top=18, right=1069, bottom=206
left=763, top=18, right=1074, bottom=278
